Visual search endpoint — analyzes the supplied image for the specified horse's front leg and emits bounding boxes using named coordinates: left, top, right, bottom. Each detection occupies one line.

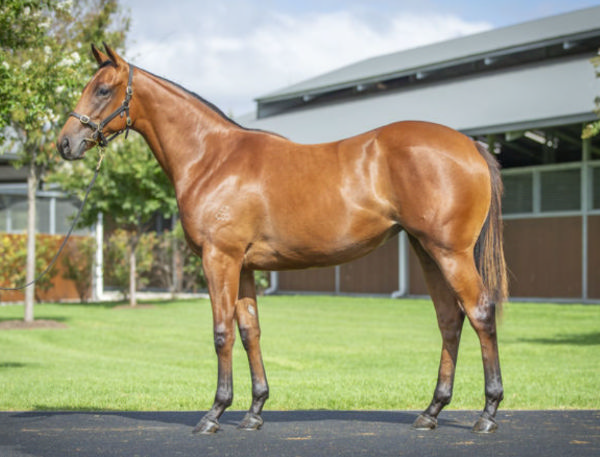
left=193, top=247, right=242, bottom=434
left=236, top=269, right=269, bottom=431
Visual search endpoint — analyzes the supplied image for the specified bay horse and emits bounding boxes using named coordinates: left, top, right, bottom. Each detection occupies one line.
left=57, top=44, right=507, bottom=435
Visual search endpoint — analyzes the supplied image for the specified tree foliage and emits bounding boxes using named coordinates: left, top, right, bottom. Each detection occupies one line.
left=583, top=54, right=600, bottom=139
left=104, top=229, right=158, bottom=298
left=0, top=0, right=129, bottom=162
left=50, top=132, right=178, bottom=230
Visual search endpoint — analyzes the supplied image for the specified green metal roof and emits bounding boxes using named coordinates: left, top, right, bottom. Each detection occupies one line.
left=243, top=7, right=600, bottom=143
left=256, top=6, right=600, bottom=103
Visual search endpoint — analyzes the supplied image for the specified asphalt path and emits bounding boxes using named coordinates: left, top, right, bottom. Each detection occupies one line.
left=1, top=410, right=598, bottom=457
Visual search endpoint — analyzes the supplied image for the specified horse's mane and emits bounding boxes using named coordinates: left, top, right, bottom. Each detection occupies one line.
left=142, top=68, right=285, bottom=138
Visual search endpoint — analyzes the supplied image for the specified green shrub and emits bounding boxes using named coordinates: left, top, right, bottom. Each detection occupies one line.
left=61, top=236, right=96, bottom=303
left=0, top=233, right=61, bottom=302
left=104, top=229, right=158, bottom=298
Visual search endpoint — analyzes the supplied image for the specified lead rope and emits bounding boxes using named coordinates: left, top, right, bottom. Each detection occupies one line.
left=0, top=149, right=105, bottom=291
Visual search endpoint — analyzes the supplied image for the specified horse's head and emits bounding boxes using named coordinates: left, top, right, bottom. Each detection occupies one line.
left=57, top=43, right=134, bottom=160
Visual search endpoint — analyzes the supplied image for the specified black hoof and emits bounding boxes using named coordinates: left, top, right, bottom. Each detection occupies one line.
left=472, top=415, right=498, bottom=434
left=193, top=416, right=220, bottom=434
left=238, top=412, right=264, bottom=431
left=413, top=413, right=438, bottom=430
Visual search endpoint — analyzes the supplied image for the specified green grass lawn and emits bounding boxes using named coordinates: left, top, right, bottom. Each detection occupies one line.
left=0, top=296, right=598, bottom=412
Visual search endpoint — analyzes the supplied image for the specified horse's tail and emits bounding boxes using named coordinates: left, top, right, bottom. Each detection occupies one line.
left=474, top=141, right=508, bottom=310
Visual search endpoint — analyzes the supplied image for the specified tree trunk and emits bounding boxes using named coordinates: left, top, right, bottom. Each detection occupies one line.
left=129, top=235, right=138, bottom=307
left=24, top=158, right=38, bottom=322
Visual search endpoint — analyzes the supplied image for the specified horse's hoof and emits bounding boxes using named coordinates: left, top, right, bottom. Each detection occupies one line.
left=193, top=417, right=220, bottom=434
left=472, top=415, right=498, bottom=434
left=238, top=412, right=264, bottom=431
left=413, top=413, right=438, bottom=430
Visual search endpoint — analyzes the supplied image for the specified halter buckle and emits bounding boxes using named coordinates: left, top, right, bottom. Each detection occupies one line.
left=79, top=114, right=91, bottom=125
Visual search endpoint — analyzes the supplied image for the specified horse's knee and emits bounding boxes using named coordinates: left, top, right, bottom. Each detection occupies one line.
left=214, top=326, right=235, bottom=353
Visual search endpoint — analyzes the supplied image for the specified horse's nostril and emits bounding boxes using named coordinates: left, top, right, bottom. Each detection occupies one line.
left=59, top=137, right=70, bottom=156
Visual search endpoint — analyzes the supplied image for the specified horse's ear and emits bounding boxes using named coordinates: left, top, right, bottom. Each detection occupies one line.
left=91, top=44, right=108, bottom=66
left=103, top=42, right=126, bottom=68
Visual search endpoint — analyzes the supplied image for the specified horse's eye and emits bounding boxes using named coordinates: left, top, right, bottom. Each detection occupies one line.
left=96, top=86, right=111, bottom=97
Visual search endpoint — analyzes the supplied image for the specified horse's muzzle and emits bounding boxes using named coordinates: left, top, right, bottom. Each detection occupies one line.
left=57, top=135, right=86, bottom=161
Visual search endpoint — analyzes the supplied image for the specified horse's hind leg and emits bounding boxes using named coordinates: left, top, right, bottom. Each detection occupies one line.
left=424, top=244, right=503, bottom=433
left=409, top=236, right=465, bottom=430
left=235, top=269, right=269, bottom=431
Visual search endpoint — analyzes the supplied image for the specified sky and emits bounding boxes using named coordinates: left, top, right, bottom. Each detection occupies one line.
left=118, top=0, right=600, bottom=117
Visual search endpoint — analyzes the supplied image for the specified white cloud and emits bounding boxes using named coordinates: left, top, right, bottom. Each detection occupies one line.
left=125, top=6, right=491, bottom=117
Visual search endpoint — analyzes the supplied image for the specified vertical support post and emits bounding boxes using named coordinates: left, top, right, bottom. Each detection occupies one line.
left=6, top=196, right=12, bottom=232
left=49, top=197, right=56, bottom=235
left=532, top=170, right=541, bottom=214
left=265, top=271, right=279, bottom=295
left=392, top=231, right=409, bottom=298
left=582, top=137, right=590, bottom=302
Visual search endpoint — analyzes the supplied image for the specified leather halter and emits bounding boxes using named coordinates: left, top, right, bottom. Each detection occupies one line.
left=69, top=63, right=134, bottom=148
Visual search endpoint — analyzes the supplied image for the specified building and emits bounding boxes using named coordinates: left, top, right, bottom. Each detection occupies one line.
left=242, top=7, right=600, bottom=301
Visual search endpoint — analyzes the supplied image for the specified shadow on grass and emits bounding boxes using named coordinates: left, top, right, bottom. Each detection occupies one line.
left=0, top=362, right=28, bottom=369
left=518, top=331, right=600, bottom=346
left=0, top=315, right=69, bottom=323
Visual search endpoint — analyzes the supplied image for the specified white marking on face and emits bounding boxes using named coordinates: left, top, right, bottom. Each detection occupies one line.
left=248, top=305, right=256, bottom=317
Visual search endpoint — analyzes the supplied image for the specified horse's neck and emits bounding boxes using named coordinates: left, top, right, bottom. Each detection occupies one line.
left=132, top=69, right=239, bottom=187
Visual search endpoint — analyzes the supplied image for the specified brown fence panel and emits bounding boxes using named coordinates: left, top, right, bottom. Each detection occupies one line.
left=278, top=266, right=336, bottom=293
left=339, top=237, right=398, bottom=294
left=588, top=215, right=600, bottom=299
left=503, top=217, right=582, bottom=299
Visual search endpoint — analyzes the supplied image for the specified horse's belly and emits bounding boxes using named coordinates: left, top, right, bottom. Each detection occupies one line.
left=243, top=222, right=400, bottom=271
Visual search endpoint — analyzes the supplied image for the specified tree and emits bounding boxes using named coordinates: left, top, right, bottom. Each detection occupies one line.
left=583, top=53, right=600, bottom=139
left=0, top=0, right=128, bottom=321
left=49, top=132, right=178, bottom=306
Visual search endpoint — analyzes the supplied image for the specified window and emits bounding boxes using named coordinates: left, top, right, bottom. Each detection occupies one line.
left=55, top=199, right=84, bottom=235
left=503, top=173, right=533, bottom=214
left=593, top=166, right=600, bottom=210
left=37, top=199, right=51, bottom=233
left=540, top=169, right=581, bottom=212
left=0, top=193, right=86, bottom=235
left=7, top=196, right=27, bottom=232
